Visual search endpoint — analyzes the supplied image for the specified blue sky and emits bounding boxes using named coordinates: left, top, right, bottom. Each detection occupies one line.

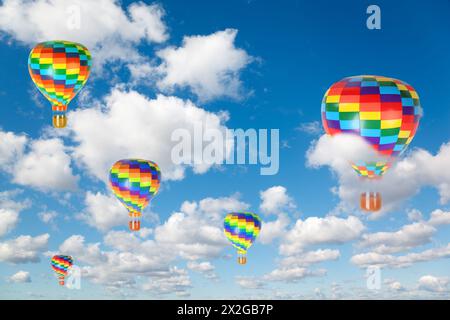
left=0, top=0, right=450, bottom=299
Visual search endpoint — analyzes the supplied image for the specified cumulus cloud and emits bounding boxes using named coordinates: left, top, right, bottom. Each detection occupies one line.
left=77, top=192, right=130, bottom=232
left=12, top=138, right=78, bottom=191
left=0, top=0, right=168, bottom=71
left=418, top=275, right=449, bottom=293
left=58, top=233, right=185, bottom=293
left=0, top=131, right=80, bottom=192
left=0, top=190, right=30, bottom=237
left=428, top=209, right=450, bottom=226
left=259, top=186, right=296, bottom=215
left=38, top=211, right=58, bottom=225
left=0, top=234, right=49, bottom=263
left=279, top=249, right=340, bottom=267
left=56, top=194, right=245, bottom=292
left=307, top=135, right=450, bottom=217
left=358, top=222, right=436, bottom=254
left=0, top=130, right=27, bottom=168
left=8, top=270, right=31, bottom=283
left=194, top=194, right=249, bottom=223
left=258, top=213, right=290, bottom=245
left=263, top=267, right=326, bottom=283
left=0, top=209, right=20, bottom=238
left=388, top=281, right=405, bottom=291
left=236, top=276, right=266, bottom=289
left=350, top=243, right=450, bottom=268
left=187, top=261, right=217, bottom=280
left=280, top=215, right=365, bottom=255
left=352, top=208, right=450, bottom=266
left=65, top=89, right=230, bottom=182
left=154, top=201, right=228, bottom=260
left=156, top=29, right=252, bottom=101
left=141, top=267, right=191, bottom=296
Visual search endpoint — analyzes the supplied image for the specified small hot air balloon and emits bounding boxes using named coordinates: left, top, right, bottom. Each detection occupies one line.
left=109, top=159, right=161, bottom=231
left=224, top=212, right=261, bottom=265
left=28, top=40, right=92, bottom=128
left=321, top=75, right=421, bottom=211
left=51, top=255, right=73, bottom=286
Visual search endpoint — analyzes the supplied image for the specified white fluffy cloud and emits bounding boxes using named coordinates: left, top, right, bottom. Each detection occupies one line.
left=65, top=89, right=229, bottom=182
left=56, top=194, right=247, bottom=292
left=0, top=0, right=168, bottom=70
left=0, top=130, right=26, bottom=168
left=141, top=267, right=191, bottom=296
left=258, top=213, right=290, bottom=245
left=0, top=209, right=19, bottom=238
left=350, top=243, right=450, bottom=268
left=259, top=186, right=296, bottom=215
left=418, top=275, right=449, bottom=293
left=0, top=234, right=49, bottom=263
left=280, top=215, right=365, bottom=255
left=156, top=29, right=252, bottom=101
left=194, top=194, right=249, bottom=223
left=428, top=209, right=450, bottom=226
left=38, top=211, right=58, bottom=224
left=263, top=267, right=326, bottom=283
left=307, top=135, right=450, bottom=216
left=236, top=276, right=266, bottom=289
left=388, top=281, right=404, bottom=291
left=12, top=138, right=79, bottom=191
left=187, top=261, right=217, bottom=280
left=358, top=222, right=436, bottom=254
left=58, top=233, right=183, bottom=293
left=0, top=190, right=30, bottom=237
left=0, top=130, right=78, bottom=192
left=8, top=270, right=31, bottom=283
left=77, top=192, right=129, bottom=232
left=154, top=201, right=228, bottom=260
left=279, top=249, right=340, bottom=267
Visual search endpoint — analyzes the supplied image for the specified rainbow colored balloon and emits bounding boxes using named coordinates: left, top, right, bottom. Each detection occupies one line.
left=109, top=159, right=161, bottom=231
left=51, top=255, right=73, bottom=286
left=224, top=212, right=261, bottom=265
left=321, top=75, right=421, bottom=178
left=28, top=40, right=92, bottom=128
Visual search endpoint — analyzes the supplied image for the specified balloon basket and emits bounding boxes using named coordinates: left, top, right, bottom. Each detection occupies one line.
left=53, top=115, right=67, bottom=128
left=360, top=192, right=382, bottom=212
left=129, top=220, right=141, bottom=231
left=59, top=277, right=65, bottom=286
left=237, top=256, right=247, bottom=265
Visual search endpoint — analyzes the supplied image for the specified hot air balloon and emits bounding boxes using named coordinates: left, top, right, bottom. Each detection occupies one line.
left=224, top=212, right=261, bottom=265
left=28, top=40, right=92, bottom=128
left=109, top=159, right=161, bottom=231
left=321, top=75, right=421, bottom=211
left=51, top=255, right=73, bottom=286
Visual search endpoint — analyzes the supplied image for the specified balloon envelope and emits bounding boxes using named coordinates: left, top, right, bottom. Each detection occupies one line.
left=224, top=212, right=261, bottom=254
left=28, top=40, right=91, bottom=127
left=109, top=159, right=161, bottom=216
left=321, top=75, right=421, bottom=177
left=51, top=255, right=73, bottom=278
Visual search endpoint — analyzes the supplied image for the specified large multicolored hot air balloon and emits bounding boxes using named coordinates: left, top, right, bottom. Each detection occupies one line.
left=51, top=255, right=73, bottom=286
left=109, top=159, right=161, bottom=231
left=321, top=75, right=421, bottom=211
left=224, top=212, right=261, bottom=265
left=28, top=40, right=91, bottom=128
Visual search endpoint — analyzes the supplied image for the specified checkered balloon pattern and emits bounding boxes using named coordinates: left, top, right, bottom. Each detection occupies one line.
left=28, top=40, right=91, bottom=115
left=321, top=75, right=421, bottom=177
left=51, top=255, right=73, bottom=277
left=224, top=212, right=261, bottom=254
left=109, top=159, right=161, bottom=216
left=351, top=161, right=391, bottom=178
